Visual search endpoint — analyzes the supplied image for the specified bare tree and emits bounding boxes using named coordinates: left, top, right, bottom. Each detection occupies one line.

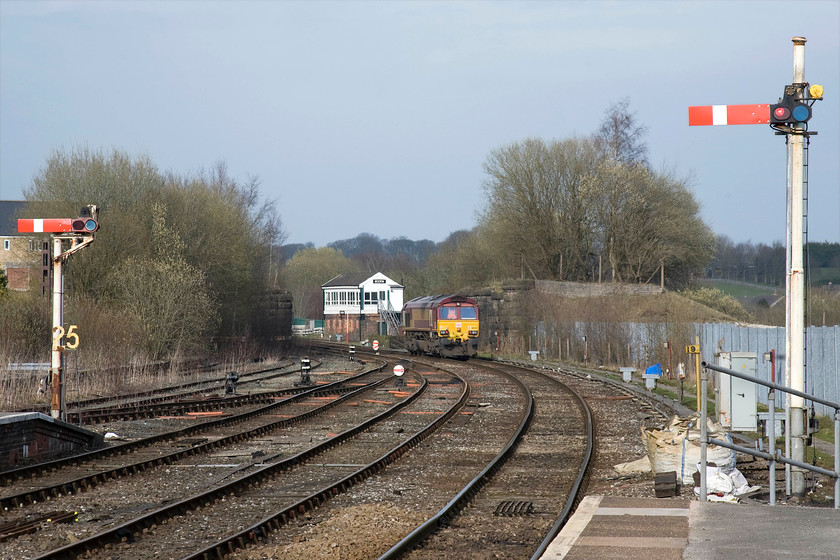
left=23, top=147, right=284, bottom=354
left=480, top=136, right=601, bottom=281
left=596, top=97, right=649, bottom=166
left=280, top=247, right=362, bottom=319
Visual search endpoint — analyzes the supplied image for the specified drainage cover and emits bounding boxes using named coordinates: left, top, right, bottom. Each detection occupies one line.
left=494, top=500, right=535, bottom=516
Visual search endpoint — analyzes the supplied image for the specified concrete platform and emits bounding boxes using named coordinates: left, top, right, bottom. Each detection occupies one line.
left=539, top=495, right=840, bottom=560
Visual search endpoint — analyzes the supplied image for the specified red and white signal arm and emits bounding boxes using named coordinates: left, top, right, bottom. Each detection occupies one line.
left=688, top=104, right=770, bottom=126
left=372, top=340, right=379, bottom=351
left=393, top=364, right=405, bottom=377
left=18, top=218, right=75, bottom=233
left=18, top=218, right=99, bottom=233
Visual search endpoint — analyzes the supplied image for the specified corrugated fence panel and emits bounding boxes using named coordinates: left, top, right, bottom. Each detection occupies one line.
left=549, top=320, right=839, bottom=416
left=699, top=323, right=838, bottom=415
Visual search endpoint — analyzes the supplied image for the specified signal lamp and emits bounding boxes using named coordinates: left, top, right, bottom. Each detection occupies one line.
left=770, top=95, right=811, bottom=125
left=808, top=84, right=824, bottom=100
left=72, top=218, right=99, bottom=233
left=772, top=106, right=791, bottom=121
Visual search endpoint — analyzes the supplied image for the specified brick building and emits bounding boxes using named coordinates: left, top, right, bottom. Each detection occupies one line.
left=0, top=201, right=45, bottom=292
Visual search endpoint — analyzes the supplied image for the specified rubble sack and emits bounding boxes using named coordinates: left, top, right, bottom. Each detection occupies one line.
left=642, top=414, right=735, bottom=485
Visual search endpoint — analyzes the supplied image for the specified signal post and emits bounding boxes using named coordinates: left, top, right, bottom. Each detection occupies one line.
left=689, top=37, right=823, bottom=497
left=18, top=206, right=99, bottom=421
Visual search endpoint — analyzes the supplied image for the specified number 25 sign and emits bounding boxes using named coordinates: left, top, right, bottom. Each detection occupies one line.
left=53, top=325, right=80, bottom=350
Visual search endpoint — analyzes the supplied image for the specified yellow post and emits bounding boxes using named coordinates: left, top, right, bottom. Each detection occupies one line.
left=694, top=336, right=702, bottom=412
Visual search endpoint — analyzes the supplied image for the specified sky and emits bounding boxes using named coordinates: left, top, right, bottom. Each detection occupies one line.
left=1, top=1, right=838, bottom=248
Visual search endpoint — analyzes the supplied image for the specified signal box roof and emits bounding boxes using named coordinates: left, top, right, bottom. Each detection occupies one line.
left=322, top=272, right=403, bottom=289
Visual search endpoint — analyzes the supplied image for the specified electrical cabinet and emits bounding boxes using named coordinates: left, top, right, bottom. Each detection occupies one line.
left=716, top=352, right=757, bottom=432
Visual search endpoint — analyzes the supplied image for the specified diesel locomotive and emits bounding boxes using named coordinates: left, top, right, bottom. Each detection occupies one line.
left=400, top=295, right=479, bottom=359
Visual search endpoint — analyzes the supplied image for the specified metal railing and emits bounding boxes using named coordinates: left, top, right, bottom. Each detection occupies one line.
left=700, top=361, right=839, bottom=508
left=378, top=301, right=401, bottom=335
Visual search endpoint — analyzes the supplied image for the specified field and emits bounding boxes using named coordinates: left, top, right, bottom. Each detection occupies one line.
left=698, top=279, right=777, bottom=298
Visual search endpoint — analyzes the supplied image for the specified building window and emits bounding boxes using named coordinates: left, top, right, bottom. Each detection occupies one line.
left=29, top=239, right=40, bottom=251
left=3, top=239, right=9, bottom=251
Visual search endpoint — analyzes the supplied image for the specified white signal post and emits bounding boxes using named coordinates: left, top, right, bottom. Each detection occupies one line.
left=19, top=207, right=98, bottom=421
left=786, top=37, right=807, bottom=498
left=689, top=37, right=821, bottom=498
left=51, top=236, right=65, bottom=420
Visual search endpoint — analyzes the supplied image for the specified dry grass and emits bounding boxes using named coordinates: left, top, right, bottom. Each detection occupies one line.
left=0, top=343, right=283, bottom=411
left=509, top=290, right=740, bottom=382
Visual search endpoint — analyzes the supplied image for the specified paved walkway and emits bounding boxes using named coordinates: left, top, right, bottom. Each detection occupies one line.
left=539, top=495, right=840, bottom=560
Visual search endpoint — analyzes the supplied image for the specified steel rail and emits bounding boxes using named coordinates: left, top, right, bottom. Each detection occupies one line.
left=0, top=362, right=384, bottom=488
left=376, top=361, right=535, bottom=560
left=529, top=366, right=595, bottom=560
left=23, top=360, right=301, bottom=417
left=0, top=510, right=78, bottom=542
left=64, top=359, right=307, bottom=421
left=30, top=367, right=438, bottom=560
left=1, top=369, right=390, bottom=512
left=183, top=367, right=469, bottom=560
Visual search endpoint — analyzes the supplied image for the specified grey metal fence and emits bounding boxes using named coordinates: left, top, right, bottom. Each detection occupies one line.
left=536, top=321, right=840, bottom=416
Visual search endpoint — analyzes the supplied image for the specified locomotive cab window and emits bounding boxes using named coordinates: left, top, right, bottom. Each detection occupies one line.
left=460, top=307, right=477, bottom=320
left=440, top=306, right=459, bottom=319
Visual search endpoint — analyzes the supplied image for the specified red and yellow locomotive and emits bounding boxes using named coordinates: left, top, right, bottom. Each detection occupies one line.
left=400, top=295, right=479, bottom=359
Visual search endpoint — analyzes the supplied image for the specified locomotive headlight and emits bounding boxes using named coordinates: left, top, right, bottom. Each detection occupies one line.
left=439, top=329, right=449, bottom=336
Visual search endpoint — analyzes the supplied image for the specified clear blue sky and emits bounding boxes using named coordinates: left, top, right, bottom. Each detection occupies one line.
left=1, top=1, right=838, bottom=247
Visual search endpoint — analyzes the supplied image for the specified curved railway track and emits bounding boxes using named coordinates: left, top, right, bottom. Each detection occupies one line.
left=1, top=359, right=336, bottom=486
left=0, top=360, right=470, bottom=559
left=1, top=347, right=675, bottom=560
left=0, top=362, right=388, bottom=510
left=231, top=347, right=671, bottom=560
left=382, top=359, right=594, bottom=560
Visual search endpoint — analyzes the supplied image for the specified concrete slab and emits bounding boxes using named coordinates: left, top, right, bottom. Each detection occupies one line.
left=540, top=495, right=840, bottom=560
left=683, top=501, right=840, bottom=560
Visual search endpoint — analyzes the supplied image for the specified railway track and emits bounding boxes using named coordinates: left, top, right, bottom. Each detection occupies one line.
left=0, top=363, right=388, bottom=510
left=382, top=359, right=594, bottom=560
left=1, top=348, right=675, bottom=559
left=63, top=359, right=307, bottom=424
left=1, top=359, right=337, bottom=486
left=0, top=359, right=467, bottom=559
left=230, top=348, right=670, bottom=560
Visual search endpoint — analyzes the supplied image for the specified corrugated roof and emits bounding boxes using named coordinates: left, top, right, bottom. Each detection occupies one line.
left=321, top=272, right=403, bottom=288
left=321, top=273, right=371, bottom=288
